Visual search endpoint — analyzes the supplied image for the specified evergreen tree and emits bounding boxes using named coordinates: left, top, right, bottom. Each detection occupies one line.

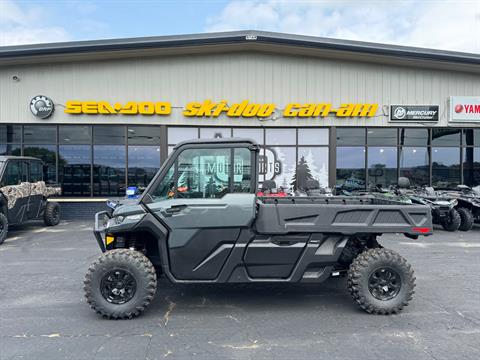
left=290, top=156, right=313, bottom=190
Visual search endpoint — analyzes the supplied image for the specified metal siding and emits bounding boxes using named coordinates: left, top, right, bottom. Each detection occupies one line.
left=1, top=51, right=480, bottom=127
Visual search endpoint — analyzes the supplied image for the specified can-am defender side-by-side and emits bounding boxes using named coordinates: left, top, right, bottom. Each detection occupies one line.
left=84, top=139, right=433, bottom=319
left=0, top=156, right=61, bottom=244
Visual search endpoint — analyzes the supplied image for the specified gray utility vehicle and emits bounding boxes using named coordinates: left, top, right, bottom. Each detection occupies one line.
left=0, top=156, right=61, bottom=244
left=85, top=139, right=433, bottom=319
left=445, top=185, right=480, bottom=231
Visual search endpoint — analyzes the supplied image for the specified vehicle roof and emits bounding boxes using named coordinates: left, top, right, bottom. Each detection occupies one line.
left=173, top=137, right=259, bottom=150
left=0, top=156, right=42, bottom=161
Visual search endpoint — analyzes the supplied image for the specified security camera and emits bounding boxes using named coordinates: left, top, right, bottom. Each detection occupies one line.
left=12, top=75, right=20, bottom=81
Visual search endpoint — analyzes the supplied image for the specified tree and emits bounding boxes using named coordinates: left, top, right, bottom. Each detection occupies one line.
left=290, top=156, right=313, bottom=190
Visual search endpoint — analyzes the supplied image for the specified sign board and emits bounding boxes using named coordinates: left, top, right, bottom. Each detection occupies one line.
left=390, top=105, right=439, bottom=122
left=450, top=96, right=480, bottom=122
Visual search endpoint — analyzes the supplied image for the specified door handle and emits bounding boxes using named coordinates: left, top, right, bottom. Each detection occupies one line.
left=164, top=204, right=187, bottom=215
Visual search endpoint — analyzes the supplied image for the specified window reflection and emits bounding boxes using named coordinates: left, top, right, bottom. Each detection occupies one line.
left=463, top=147, right=480, bottom=186
left=337, top=128, right=365, bottom=146
left=23, top=145, right=57, bottom=183
left=24, top=126, right=56, bottom=144
left=399, top=129, right=429, bottom=146
left=200, top=128, right=231, bottom=139
left=432, top=148, right=460, bottom=188
left=0, top=125, right=21, bottom=143
left=367, top=129, right=397, bottom=146
left=431, top=129, right=460, bottom=146
left=128, top=146, right=160, bottom=189
left=0, top=144, right=21, bottom=156
left=336, top=147, right=366, bottom=190
left=59, top=145, right=91, bottom=196
left=400, top=147, right=429, bottom=186
left=368, top=147, right=397, bottom=187
left=93, top=145, right=126, bottom=196
left=168, top=127, right=198, bottom=144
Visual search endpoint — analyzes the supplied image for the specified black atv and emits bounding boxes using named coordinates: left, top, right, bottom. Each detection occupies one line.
left=446, top=185, right=480, bottom=231
left=0, top=156, right=61, bottom=244
left=409, top=186, right=460, bottom=232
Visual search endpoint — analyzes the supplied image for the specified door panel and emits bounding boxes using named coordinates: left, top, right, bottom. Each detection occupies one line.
left=148, top=193, right=256, bottom=280
left=244, top=235, right=309, bottom=278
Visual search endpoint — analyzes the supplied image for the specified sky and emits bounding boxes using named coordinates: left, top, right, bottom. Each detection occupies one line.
left=0, top=0, right=479, bottom=53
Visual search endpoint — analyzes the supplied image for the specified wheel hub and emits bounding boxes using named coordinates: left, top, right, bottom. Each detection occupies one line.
left=368, top=267, right=401, bottom=301
left=100, top=269, right=137, bottom=304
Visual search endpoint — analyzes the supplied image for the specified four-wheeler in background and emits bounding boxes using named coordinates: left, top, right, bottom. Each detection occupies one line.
left=0, top=156, right=61, bottom=245
left=409, top=186, right=461, bottom=232
left=446, top=185, right=480, bottom=231
left=84, top=138, right=433, bottom=319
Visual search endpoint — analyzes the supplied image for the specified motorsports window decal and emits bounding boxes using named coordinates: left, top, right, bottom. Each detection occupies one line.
left=63, top=100, right=378, bottom=118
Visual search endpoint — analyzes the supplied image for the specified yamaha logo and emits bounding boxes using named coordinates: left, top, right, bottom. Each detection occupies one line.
left=393, top=106, right=406, bottom=119
left=30, top=95, right=54, bottom=119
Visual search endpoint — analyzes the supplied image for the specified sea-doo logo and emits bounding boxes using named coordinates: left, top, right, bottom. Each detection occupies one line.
left=390, top=105, right=439, bottom=122
left=30, top=95, right=54, bottom=119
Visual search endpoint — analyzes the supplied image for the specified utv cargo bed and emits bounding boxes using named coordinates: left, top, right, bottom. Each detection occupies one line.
left=256, top=196, right=432, bottom=235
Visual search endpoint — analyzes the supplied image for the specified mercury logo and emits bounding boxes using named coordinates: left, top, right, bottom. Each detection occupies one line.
left=30, top=95, right=54, bottom=119
left=393, top=106, right=406, bottom=119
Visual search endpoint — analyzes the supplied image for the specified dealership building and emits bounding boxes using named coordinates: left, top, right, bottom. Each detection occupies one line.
left=1, top=30, right=480, bottom=200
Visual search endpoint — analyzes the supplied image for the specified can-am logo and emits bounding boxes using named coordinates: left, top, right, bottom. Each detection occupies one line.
left=30, top=95, right=54, bottom=119
left=390, top=105, right=439, bottom=122
left=450, top=97, right=480, bottom=122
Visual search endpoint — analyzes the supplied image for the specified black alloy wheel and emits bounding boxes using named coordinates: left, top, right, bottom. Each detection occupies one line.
left=100, top=269, right=137, bottom=305
left=368, top=267, right=401, bottom=301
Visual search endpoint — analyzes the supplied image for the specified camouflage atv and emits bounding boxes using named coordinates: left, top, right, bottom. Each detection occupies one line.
left=0, top=156, right=61, bottom=244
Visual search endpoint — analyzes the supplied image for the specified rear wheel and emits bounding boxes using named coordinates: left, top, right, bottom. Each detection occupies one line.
left=0, top=213, right=8, bottom=245
left=44, top=202, right=60, bottom=226
left=441, top=209, right=461, bottom=232
left=84, top=249, right=157, bottom=319
left=347, top=248, right=415, bottom=315
left=457, top=207, right=474, bottom=231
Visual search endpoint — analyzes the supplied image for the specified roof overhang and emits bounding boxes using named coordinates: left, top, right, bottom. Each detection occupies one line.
left=1, top=30, right=479, bottom=74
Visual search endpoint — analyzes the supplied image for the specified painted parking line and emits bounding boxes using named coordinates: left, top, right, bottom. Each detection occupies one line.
left=400, top=242, right=480, bottom=248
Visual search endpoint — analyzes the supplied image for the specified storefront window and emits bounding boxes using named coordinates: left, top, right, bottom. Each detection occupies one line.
left=23, top=145, right=57, bottom=183
left=58, top=126, right=92, bottom=196
left=0, top=144, right=21, bottom=156
left=432, top=148, right=460, bottom=188
left=297, top=147, right=329, bottom=188
left=298, top=128, right=328, bottom=145
left=399, top=147, right=429, bottom=186
left=267, top=147, right=296, bottom=190
left=463, top=129, right=480, bottom=147
left=128, top=146, right=160, bottom=189
left=399, top=128, right=429, bottom=146
left=0, top=125, right=21, bottom=143
left=168, top=127, right=198, bottom=145
left=463, top=147, right=480, bottom=186
left=128, top=126, right=161, bottom=145
left=336, top=147, right=366, bottom=190
left=266, top=128, right=296, bottom=145
left=368, top=147, right=397, bottom=188
left=93, top=126, right=126, bottom=196
left=59, top=145, right=91, bottom=196
left=200, top=127, right=231, bottom=139
left=337, top=128, right=365, bottom=146
left=24, top=125, right=56, bottom=144
left=232, top=128, right=263, bottom=144
left=367, top=128, right=397, bottom=146
left=432, top=129, right=460, bottom=146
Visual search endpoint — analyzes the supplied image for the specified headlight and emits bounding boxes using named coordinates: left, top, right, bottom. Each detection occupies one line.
left=451, top=199, right=458, bottom=207
left=106, top=214, right=144, bottom=228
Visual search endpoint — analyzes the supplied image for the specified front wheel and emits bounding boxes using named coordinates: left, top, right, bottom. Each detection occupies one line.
left=457, top=207, right=474, bottom=231
left=44, top=202, right=61, bottom=226
left=0, top=212, right=8, bottom=245
left=84, top=249, right=157, bottom=319
left=441, top=208, right=461, bottom=232
left=347, top=248, right=415, bottom=315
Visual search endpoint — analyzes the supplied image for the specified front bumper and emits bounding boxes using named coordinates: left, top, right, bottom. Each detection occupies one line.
left=93, top=210, right=111, bottom=252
